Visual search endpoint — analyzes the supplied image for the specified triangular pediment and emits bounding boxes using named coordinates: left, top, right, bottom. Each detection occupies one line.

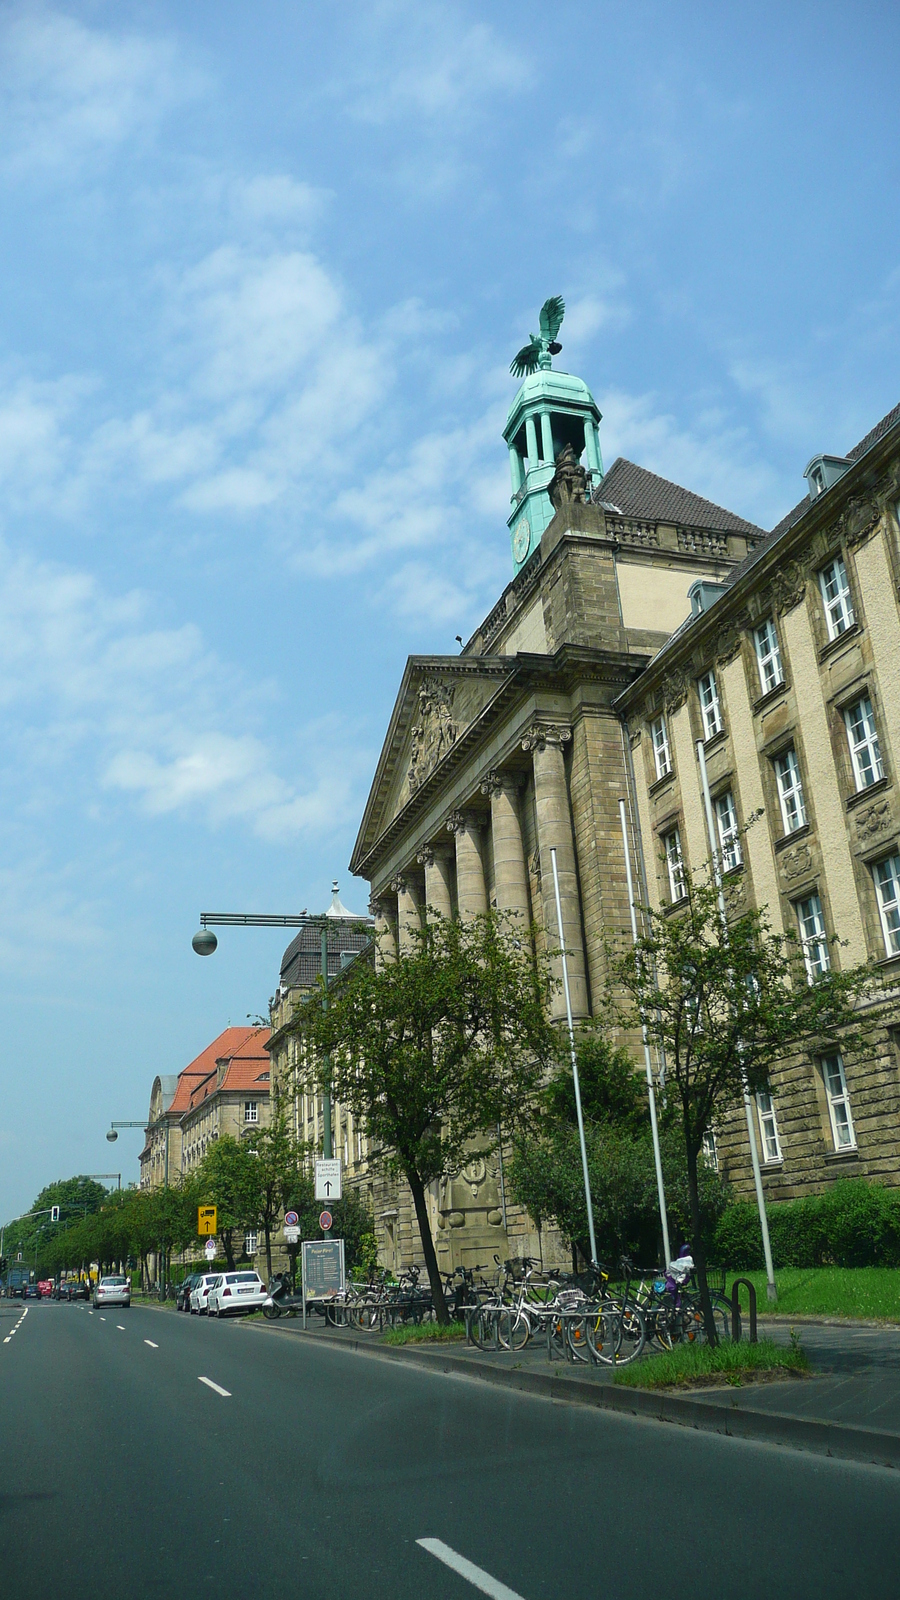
left=350, top=655, right=518, bottom=872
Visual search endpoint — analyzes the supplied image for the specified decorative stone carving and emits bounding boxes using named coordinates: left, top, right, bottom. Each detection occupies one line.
left=416, top=847, right=435, bottom=867
left=408, top=677, right=459, bottom=793
left=390, top=874, right=410, bottom=896
left=445, top=810, right=465, bottom=835
left=768, top=561, right=806, bottom=614
left=368, top=895, right=391, bottom=918
left=780, top=841, right=813, bottom=883
left=520, top=723, right=571, bottom=753
left=480, top=768, right=522, bottom=798
left=713, top=612, right=750, bottom=666
left=547, top=441, right=588, bottom=510
left=841, top=494, right=880, bottom=547
left=661, top=669, right=689, bottom=713
left=855, top=798, right=892, bottom=842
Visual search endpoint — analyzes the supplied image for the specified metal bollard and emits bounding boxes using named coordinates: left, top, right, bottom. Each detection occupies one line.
left=730, top=1277, right=757, bottom=1343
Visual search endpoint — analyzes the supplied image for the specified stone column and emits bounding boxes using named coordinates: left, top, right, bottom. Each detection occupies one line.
left=446, top=810, right=488, bottom=920
left=392, top=874, right=422, bottom=955
left=369, top=894, right=397, bottom=968
left=540, top=411, right=554, bottom=465
left=521, top=723, right=589, bottom=1019
left=481, top=770, right=530, bottom=921
left=417, top=845, right=454, bottom=921
left=525, top=415, right=538, bottom=469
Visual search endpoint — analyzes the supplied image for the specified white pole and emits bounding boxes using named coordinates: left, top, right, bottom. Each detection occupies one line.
left=550, top=847, right=598, bottom=1268
left=618, top=799, right=671, bottom=1266
left=695, top=739, right=777, bottom=1302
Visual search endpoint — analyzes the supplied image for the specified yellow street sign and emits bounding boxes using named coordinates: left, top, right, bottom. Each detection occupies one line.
left=198, top=1205, right=217, bottom=1236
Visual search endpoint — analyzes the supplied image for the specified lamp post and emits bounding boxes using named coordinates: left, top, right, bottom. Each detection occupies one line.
left=106, top=1122, right=145, bottom=1142
left=190, top=889, right=367, bottom=1161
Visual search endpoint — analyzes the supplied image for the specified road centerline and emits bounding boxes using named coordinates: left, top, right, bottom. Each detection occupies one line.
left=417, top=1539, right=528, bottom=1600
left=144, top=1340, right=158, bottom=1349
left=198, top=1376, right=231, bottom=1398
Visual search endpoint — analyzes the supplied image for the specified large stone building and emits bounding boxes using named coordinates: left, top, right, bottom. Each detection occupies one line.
left=140, top=1025, right=271, bottom=1191
left=342, top=310, right=900, bottom=1271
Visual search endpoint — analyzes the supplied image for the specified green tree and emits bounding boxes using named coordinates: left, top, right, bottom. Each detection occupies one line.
left=281, top=1172, right=375, bottom=1276
left=605, top=866, right=881, bottom=1341
left=242, top=1107, right=307, bottom=1278
left=194, top=1138, right=257, bottom=1270
left=290, top=912, right=559, bottom=1322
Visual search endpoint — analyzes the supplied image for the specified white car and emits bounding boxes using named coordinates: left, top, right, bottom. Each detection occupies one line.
left=92, top=1275, right=131, bottom=1309
left=189, top=1273, right=222, bottom=1314
left=208, top=1270, right=267, bottom=1317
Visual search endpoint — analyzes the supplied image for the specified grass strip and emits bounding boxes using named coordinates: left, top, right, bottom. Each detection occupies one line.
left=613, top=1337, right=810, bottom=1390
left=382, top=1321, right=467, bottom=1346
left=728, top=1267, right=900, bottom=1322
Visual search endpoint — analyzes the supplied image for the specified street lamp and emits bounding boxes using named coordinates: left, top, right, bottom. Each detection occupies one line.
left=190, top=886, right=368, bottom=1160
left=106, top=1121, right=145, bottom=1143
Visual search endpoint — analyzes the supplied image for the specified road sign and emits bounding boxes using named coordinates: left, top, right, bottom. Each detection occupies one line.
left=284, top=1225, right=299, bottom=1244
left=319, top=1210, right=332, bottom=1231
left=315, top=1158, right=342, bottom=1201
left=204, top=1238, right=216, bottom=1261
left=301, top=1238, right=345, bottom=1302
left=284, top=1209, right=299, bottom=1227
left=198, top=1205, right=217, bottom=1236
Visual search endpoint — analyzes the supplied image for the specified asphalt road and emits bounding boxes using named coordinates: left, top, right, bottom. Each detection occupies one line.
left=1, top=1297, right=897, bottom=1600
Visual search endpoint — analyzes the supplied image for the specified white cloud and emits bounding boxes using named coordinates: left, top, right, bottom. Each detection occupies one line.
left=341, top=5, right=531, bottom=124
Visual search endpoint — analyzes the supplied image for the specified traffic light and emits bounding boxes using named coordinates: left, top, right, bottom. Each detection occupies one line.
left=50, top=1206, right=60, bottom=1222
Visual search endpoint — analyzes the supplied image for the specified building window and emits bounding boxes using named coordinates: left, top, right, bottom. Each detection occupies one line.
left=243, top=1231, right=258, bottom=1255
left=819, top=556, right=854, bottom=640
left=244, top=1101, right=258, bottom=1124
left=844, top=695, right=884, bottom=791
left=774, top=746, right=807, bottom=834
left=796, top=894, right=831, bottom=979
left=715, top=790, right=742, bottom=870
left=697, top=670, right=723, bottom=740
left=701, top=1130, right=718, bottom=1171
left=873, top=852, right=900, bottom=957
left=821, top=1052, right=856, bottom=1150
left=754, top=618, right=784, bottom=695
left=650, top=715, right=672, bottom=780
left=756, top=1091, right=782, bottom=1163
left=663, top=827, right=686, bottom=902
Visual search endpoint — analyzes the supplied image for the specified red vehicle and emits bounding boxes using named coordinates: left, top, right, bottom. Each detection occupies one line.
left=38, top=1280, right=53, bottom=1298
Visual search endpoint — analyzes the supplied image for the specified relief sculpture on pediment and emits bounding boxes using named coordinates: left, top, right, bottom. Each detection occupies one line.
left=408, top=678, right=459, bottom=793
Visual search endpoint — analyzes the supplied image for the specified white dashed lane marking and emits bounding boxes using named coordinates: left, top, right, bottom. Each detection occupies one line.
left=144, top=1340, right=158, bottom=1349
left=198, top=1376, right=231, bottom=1398
left=417, top=1540, right=528, bottom=1600
left=116, top=1325, right=125, bottom=1331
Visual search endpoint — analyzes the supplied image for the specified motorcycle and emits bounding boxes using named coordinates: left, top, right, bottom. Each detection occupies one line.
left=262, top=1270, right=305, bottom=1320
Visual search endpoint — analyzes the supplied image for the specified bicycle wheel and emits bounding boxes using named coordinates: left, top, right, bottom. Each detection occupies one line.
left=612, top=1303, right=646, bottom=1365
left=497, top=1308, right=530, bottom=1351
left=580, top=1308, right=621, bottom=1366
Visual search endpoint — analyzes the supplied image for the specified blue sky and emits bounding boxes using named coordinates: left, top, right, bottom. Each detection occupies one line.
left=1, top=0, right=898, bottom=1219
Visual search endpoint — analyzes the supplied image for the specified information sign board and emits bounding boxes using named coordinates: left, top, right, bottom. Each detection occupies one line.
left=300, top=1238, right=345, bottom=1302
left=314, top=1158, right=342, bottom=1201
left=204, top=1238, right=216, bottom=1261
left=283, top=1225, right=299, bottom=1243
left=198, top=1205, right=217, bottom=1237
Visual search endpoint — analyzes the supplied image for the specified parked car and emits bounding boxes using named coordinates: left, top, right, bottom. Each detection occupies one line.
left=71, top=1280, right=89, bottom=1300
left=92, top=1275, right=131, bottom=1310
left=23, top=1283, right=41, bottom=1299
left=176, top=1273, right=203, bottom=1311
left=189, top=1273, right=221, bottom=1315
left=53, top=1282, right=73, bottom=1301
left=38, top=1281, right=53, bottom=1298
left=208, top=1270, right=267, bottom=1318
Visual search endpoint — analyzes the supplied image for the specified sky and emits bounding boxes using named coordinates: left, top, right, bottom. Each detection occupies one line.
left=1, top=0, right=899, bottom=1220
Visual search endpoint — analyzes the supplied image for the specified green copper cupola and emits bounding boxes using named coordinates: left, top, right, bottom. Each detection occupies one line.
left=504, top=296, right=603, bottom=572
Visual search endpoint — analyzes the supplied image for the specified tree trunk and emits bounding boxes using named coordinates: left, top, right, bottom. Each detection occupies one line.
left=264, top=1221, right=273, bottom=1281
left=685, top=1130, right=717, bottom=1346
left=221, top=1230, right=236, bottom=1271
left=406, top=1168, right=449, bottom=1324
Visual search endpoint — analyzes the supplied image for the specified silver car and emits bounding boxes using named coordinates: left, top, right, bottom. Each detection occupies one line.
left=92, top=1275, right=131, bottom=1309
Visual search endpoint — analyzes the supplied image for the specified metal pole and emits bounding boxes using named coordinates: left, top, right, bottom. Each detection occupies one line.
left=618, top=799, right=671, bottom=1265
left=550, top=847, right=598, bottom=1268
left=496, top=1124, right=508, bottom=1233
left=321, top=927, right=333, bottom=1161
left=696, top=739, right=777, bottom=1302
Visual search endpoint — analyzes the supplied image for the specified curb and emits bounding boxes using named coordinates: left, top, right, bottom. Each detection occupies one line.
left=240, top=1317, right=900, bottom=1470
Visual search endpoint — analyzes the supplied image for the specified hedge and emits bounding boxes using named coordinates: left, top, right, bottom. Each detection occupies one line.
left=714, top=1180, right=900, bottom=1269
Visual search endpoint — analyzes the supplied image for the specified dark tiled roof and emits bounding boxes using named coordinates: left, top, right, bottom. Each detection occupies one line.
left=847, top=400, right=900, bottom=462
left=595, top=457, right=765, bottom=537
left=280, top=924, right=371, bottom=991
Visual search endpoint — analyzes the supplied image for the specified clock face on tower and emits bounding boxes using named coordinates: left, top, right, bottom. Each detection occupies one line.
left=512, top=518, right=531, bottom=563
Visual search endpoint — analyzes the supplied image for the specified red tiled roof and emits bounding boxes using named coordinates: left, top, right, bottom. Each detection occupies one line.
left=166, top=1026, right=270, bottom=1117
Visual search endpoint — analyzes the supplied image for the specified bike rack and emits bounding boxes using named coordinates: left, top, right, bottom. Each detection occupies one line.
left=730, top=1278, right=757, bottom=1343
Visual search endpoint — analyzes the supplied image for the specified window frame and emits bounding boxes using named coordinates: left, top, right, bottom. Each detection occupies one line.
left=754, top=617, right=784, bottom=696
left=821, top=1052, right=856, bottom=1151
left=244, top=1100, right=258, bottom=1124
left=819, top=555, right=855, bottom=641
left=650, top=714, right=672, bottom=781
left=873, top=851, right=900, bottom=958
left=795, top=892, right=831, bottom=980
left=701, top=1129, right=719, bottom=1171
left=663, top=825, right=686, bottom=903
left=697, top=669, right=723, bottom=741
left=714, top=788, right=742, bottom=871
left=755, top=1090, right=782, bottom=1163
left=774, top=745, right=808, bottom=834
left=243, top=1230, right=258, bottom=1256
left=843, top=693, right=884, bottom=792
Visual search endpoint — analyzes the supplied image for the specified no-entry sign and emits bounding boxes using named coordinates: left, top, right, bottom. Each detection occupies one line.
left=319, top=1210, right=333, bottom=1231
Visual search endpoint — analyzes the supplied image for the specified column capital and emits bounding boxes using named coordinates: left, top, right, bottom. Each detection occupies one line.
left=390, top=874, right=411, bottom=896
left=521, top=722, right=572, bottom=754
left=446, top=809, right=484, bottom=835
left=480, top=768, right=524, bottom=798
left=417, top=843, right=453, bottom=866
left=368, top=894, right=392, bottom=918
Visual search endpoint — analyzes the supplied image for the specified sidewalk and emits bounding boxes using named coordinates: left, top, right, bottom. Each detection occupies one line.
left=242, top=1312, right=900, bottom=1469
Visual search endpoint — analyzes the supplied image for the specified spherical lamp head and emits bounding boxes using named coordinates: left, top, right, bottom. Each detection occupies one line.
left=106, top=1129, right=118, bottom=1143
left=192, top=927, right=218, bottom=956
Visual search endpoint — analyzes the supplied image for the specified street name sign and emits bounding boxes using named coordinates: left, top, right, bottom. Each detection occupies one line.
left=204, top=1238, right=216, bottom=1261
left=314, top=1159, right=342, bottom=1201
left=198, top=1205, right=217, bottom=1237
